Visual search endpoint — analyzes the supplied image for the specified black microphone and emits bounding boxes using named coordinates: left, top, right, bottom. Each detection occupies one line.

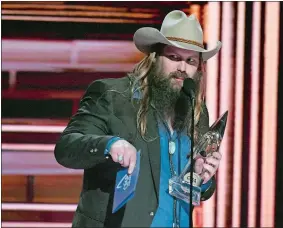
left=172, top=78, right=196, bottom=227
left=174, top=78, right=196, bottom=132
left=182, top=78, right=196, bottom=228
left=182, top=78, right=196, bottom=101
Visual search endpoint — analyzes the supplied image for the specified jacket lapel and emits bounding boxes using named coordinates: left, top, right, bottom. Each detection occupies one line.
left=132, top=97, right=161, bottom=201
left=145, top=105, right=161, bottom=200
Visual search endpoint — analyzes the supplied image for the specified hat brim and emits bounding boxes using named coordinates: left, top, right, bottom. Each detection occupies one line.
left=133, top=27, right=222, bottom=61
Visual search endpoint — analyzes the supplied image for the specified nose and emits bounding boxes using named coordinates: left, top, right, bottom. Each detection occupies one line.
left=177, top=60, right=187, bottom=73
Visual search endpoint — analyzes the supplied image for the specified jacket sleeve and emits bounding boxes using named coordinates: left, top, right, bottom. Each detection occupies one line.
left=201, top=176, right=216, bottom=201
left=54, top=80, right=116, bottom=169
left=197, top=102, right=217, bottom=201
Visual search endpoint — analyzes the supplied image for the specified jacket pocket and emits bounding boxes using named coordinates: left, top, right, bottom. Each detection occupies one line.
left=72, top=211, right=104, bottom=228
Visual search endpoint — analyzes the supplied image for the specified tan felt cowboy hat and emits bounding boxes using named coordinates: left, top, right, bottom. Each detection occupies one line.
left=133, top=10, right=222, bottom=61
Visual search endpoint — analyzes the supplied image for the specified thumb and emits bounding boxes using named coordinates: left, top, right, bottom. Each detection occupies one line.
left=194, top=158, right=204, bottom=174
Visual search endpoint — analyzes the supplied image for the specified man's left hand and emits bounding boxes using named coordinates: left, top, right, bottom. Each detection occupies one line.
left=194, top=152, right=222, bottom=184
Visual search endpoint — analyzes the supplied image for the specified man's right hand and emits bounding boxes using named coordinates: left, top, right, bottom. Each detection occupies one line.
left=109, top=140, right=137, bottom=175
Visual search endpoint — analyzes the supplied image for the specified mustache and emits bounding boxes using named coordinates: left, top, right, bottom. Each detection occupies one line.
left=168, top=71, right=189, bottom=79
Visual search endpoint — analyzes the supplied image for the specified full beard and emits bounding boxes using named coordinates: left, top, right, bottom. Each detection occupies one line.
left=148, top=63, right=198, bottom=133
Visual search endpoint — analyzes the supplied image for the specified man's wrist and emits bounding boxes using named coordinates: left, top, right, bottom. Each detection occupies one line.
left=104, top=136, right=122, bottom=156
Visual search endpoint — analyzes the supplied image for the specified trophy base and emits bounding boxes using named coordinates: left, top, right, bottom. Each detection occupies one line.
left=169, top=176, right=201, bottom=206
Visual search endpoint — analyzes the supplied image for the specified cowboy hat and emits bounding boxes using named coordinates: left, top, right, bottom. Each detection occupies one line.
left=133, top=10, right=222, bottom=61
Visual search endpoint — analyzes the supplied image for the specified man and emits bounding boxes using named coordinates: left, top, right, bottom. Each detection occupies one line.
left=55, top=10, right=222, bottom=227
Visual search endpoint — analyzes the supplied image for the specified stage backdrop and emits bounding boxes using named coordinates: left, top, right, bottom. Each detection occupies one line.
left=198, top=2, right=280, bottom=228
left=1, top=1, right=281, bottom=228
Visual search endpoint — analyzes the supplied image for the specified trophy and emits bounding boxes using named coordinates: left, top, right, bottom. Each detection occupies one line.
left=169, top=111, right=228, bottom=206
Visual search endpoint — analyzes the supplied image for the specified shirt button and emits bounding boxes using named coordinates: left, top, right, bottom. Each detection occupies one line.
left=149, top=212, right=154, bottom=216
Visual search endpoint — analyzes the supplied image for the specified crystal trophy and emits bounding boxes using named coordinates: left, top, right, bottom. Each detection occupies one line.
left=169, top=111, right=228, bottom=206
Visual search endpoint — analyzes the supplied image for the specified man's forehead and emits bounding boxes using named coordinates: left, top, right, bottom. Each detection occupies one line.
left=163, top=45, right=199, bottom=57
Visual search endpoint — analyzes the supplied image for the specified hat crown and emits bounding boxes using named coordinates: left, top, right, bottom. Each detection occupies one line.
left=160, top=10, right=203, bottom=45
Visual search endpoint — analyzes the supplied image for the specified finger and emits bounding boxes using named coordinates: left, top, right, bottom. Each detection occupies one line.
left=194, top=158, right=204, bottom=174
left=128, top=151, right=137, bottom=175
left=212, top=152, right=222, bottom=160
left=121, top=148, right=131, bottom=168
left=121, top=142, right=134, bottom=167
left=203, top=163, right=215, bottom=176
left=117, top=146, right=125, bottom=165
left=110, top=148, right=118, bottom=163
left=205, top=157, right=220, bottom=168
left=202, top=171, right=211, bottom=184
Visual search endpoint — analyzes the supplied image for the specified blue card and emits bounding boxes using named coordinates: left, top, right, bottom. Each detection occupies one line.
left=112, top=150, right=141, bottom=213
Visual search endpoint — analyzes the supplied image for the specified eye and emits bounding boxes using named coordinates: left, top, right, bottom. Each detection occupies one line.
left=167, top=55, right=181, bottom=61
left=187, top=58, right=198, bottom=65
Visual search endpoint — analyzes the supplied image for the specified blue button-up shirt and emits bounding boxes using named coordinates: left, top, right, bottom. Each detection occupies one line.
left=151, top=121, right=191, bottom=227
left=150, top=120, right=212, bottom=227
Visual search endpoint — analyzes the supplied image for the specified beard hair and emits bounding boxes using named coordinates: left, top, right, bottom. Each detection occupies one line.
left=148, top=62, right=180, bottom=116
left=148, top=61, right=201, bottom=133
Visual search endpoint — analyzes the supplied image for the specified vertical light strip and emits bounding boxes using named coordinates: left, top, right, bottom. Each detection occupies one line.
left=190, top=4, right=201, bottom=21
left=205, top=2, right=220, bottom=123
left=203, top=5, right=208, bottom=44
left=248, top=2, right=261, bottom=227
left=203, top=2, right=220, bottom=227
left=232, top=2, right=245, bottom=227
left=261, top=2, right=279, bottom=227
left=217, top=2, right=233, bottom=227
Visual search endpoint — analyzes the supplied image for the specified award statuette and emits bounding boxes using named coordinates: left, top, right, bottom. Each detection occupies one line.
left=169, top=111, right=228, bottom=206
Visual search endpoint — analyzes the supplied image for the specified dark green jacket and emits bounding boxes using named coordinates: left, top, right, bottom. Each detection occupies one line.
left=54, top=76, right=216, bottom=227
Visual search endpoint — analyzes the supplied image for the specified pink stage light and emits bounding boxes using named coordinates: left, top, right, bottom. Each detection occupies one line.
left=203, top=2, right=220, bottom=227
left=232, top=2, right=246, bottom=227
left=217, top=2, right=234, bottom=227
left=248, top=2, right=261, bottom=227
left=261, top=2, right=279, bottom=227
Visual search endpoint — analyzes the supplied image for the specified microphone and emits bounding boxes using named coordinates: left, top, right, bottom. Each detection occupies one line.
left=182, top=78, right=196, bottom=101
left=172, top=78, right=196, bottom=227
left=174, top=78, right=196, bottom=130
left=182, top=78, right=196, bottom=228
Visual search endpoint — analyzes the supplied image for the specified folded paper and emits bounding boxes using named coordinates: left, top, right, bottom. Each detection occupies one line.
left=112, top=150, right=141, bottom=213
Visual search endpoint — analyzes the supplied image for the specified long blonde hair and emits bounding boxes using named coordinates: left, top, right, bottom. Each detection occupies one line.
left=129, top=50, right=206, bottom=142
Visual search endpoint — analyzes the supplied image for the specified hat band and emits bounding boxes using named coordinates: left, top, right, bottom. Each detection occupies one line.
left=166, top=37, right=204, bottom=48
